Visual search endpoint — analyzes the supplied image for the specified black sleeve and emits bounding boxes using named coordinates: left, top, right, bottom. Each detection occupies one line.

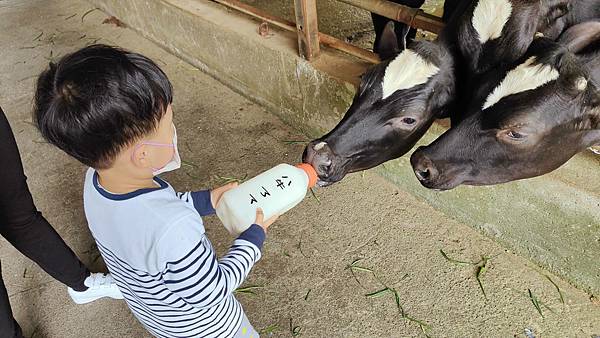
left=0, top=106, right=88, bottom=290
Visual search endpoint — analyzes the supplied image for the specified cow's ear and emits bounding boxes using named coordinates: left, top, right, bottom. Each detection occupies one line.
left=558, top=21, right=600, bottom=54
left=376, top=21, right=402, bottom=60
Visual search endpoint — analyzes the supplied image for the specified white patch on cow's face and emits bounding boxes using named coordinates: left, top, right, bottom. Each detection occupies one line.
left=381, top=49, right=440, bottom=99
left=483, top=57, right=559, bottom=110
left=314, top=142, right=327, bottom=151
left=472, top=0, right=513, bottom=44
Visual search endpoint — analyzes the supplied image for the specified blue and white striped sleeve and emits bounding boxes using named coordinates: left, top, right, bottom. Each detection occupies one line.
left=177, top=190, right=215, bottom=216
left=157, top=216, right=265, bottom=309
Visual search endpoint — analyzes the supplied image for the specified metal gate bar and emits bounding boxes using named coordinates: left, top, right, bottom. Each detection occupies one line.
left=213, top=0, right=379, bottom=63
left=212, top=0, right=443, bottom=63
left=336, top=0, right=444, bottom=34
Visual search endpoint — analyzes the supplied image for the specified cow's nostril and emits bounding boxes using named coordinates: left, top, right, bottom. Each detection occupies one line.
left=319, top=163, right=331, bottom=176
left=411, top=151, right=438, bottom=184
left=415, top=168, right=430, bottom=181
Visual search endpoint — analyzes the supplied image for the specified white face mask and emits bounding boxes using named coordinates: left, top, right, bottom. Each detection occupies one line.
left=153, top=126, right=181, bottom=175
left=133, top=124, right=181, bottom=176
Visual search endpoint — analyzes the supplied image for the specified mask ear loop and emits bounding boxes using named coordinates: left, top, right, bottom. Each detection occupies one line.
left=131, top=142, right=175, bottom=172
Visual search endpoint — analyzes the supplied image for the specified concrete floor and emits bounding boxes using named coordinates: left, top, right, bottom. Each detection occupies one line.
left=1, top=0, right=599, bottom=337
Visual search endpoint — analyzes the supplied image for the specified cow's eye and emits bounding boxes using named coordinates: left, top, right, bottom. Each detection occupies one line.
left=498, top=128, right=530, bottom=145
left=387, top=116, right=419, bottom=130
left=402, top=117, right=417, bottom=125
left=507, top=131, right=525, bottom=139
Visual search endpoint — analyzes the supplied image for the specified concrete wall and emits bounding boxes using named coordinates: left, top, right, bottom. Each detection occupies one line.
left=87, top=0, right=361, bottom=137
left=88, top=0, right=600, bottom=295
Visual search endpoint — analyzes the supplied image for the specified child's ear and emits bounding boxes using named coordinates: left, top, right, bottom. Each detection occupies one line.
left=131, top=144, right=151, bottom=169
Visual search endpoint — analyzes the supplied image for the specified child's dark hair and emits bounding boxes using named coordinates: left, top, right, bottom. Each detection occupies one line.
left=33, top=44, right=173, bottom=169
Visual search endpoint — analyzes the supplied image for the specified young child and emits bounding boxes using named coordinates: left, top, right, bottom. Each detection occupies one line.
left=33, top=44, right=277, bottom=338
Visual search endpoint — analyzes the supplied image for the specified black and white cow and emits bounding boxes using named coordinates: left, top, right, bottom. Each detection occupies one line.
left=303, top=25, right=455, bottom=186
left=410, top=22, right=600, bottom=189
left=371, top=0, right=426, bottom=58
left=540, top=0, right=600, bottom=40
left=303, top=0, right=588, bottom=186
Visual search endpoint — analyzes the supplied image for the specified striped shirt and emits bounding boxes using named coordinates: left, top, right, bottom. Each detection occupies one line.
left=83, top=168, right=265, bottom=337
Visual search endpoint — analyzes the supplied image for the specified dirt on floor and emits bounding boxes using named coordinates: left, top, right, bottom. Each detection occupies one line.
left=0, top=1, right=599, bottom=337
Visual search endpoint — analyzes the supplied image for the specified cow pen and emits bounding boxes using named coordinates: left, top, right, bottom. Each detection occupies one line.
left=213, top=0, right=444, bottom=63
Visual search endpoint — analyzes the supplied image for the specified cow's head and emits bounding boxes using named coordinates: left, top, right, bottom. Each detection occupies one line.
left=451, top=0, right=574, bottom=74
left=303, top=23, right=455, bottom=186
left=411, top=31, right=600, bottom=190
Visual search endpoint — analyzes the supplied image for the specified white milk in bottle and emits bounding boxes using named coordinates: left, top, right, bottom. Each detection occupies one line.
left=216, top=163, right=318, bottom=235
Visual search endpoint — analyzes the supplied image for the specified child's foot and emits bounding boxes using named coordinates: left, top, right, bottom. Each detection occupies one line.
left=68, top=273, right=123, bottom=304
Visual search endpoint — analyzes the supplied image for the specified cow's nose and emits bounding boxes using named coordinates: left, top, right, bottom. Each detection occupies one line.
left=303, top=140, right=335, bottom=178
left=415, top=166, right=432, bottom=181
left=411, top=149, right=439, bottom=184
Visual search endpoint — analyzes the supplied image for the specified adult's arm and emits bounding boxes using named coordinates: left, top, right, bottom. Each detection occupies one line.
left=0, top=106, right=88, bottom=289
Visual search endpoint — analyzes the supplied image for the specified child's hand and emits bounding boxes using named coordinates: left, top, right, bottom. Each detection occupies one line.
left=210, top=182, right=238, bottom=208
left=254, top=208, right=278, bottom=233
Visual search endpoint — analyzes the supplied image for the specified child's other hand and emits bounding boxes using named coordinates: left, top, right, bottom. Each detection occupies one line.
left=210, top=182, right=238, bottom=208
left=254, top=208, right=278, bottom=233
